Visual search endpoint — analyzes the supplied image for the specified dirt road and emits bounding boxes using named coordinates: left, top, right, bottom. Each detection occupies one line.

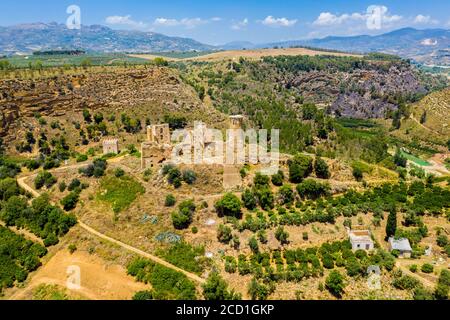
left=16, top=159, right=206, bottom=285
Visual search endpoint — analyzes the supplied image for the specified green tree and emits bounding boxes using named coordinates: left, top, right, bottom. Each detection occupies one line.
left=133, top=290, right=154, bottom=300
left=278, top=185, right=295, bottom=205
left=314, top=157, right=330, bottom=179
left=215, top=193, right=242, bottom=218
left=242, top=189, right=257, bottom=210
left=165, top=194, right=176, bottom=207
left=394, top=149, right=407, bottom=168
left=275, top=226, right=289, bottom=245
left=202, top=272, right=241, bottom=300
left=385, top=207, right=397, bottom=240
left=288, top=154, right=313, bottom=183
left=248, top=236, right=259, bottom=254
left=271, top=170, right=284, bottom=186
left=325, top=270, right=346, bottom=298
left=434, top=269, right=450, bottom=300
left=217, top=224, right=232, bottom=244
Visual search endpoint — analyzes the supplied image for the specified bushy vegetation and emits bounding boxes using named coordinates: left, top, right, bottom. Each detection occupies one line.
left=127, top=258, right=196, bottom=300
left=79, top=159, right=107, bottom=178
left=215, top=193, right=242, bottom=218
left=202, top=272, right=242, bottom=300
left=156, top=242, right=206, bottom=274
left=97, top=174, right=145, bottom=213
left=0, top=194, right=77, bottom=246
left=223, top=240, right=395, bottom=287
left=171, top=199, right=196, bottom=229
left=0, top=226, right=47, bottom=292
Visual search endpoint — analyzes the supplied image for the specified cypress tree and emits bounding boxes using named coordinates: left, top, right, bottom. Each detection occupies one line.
left=385, top=207, right=397, bottom=240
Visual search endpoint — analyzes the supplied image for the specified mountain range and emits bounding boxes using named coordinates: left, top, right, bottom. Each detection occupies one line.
left=0, top=23, right=449, bottom=66
left=0, top=22, right=214, bottom=54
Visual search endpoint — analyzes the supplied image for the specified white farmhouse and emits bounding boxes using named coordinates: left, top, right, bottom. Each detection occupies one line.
left=388, top=237, right=412, bottom=258
left=349, top=229, right=374, bottom=251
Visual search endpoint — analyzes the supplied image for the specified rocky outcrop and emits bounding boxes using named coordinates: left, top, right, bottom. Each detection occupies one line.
left=0, top=66, right=223, bottom=139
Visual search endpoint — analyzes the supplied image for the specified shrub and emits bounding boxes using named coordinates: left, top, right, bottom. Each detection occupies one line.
left=182, top=170, right=197, bottom=185
left=76, top=154, right=88, bottom=163
left=278, top=185, right=295, bottom=205
left=437, top=235, right=449, bottom=248
left=434, top=269, right=450, bottom=300
left=314, top=157, right=330, bottom=179
left=409, top=265, right=418, bottom=273
left=288, top=154, right=313, bottom=183
left=242, top=189, right=257, bottom=210
left=68, top=179, right=81, bottom=191
left=165, top=194, right=176, bottom=207
left=352, top=166, right=364, bottom=182
left=215, top=193, right=242, bottom=218
left=275, top=226, right=289, bottom=245
left=392, top=275, right=421, bottom=290
left=255, top=187, right=274, bottom=211
left=171, top=200, right=196, bottom=230
left=133, top=290, right=154, bottom=300
left=325, top=271, right=345, bottom=298
left=217, top=224, right=232, bottom=244
left=60, top=191, right=80, bottom=211
left=114, top=168, right=125, bottom=178
left=248, top=236, right=259, bottom=254
left=253, top=173, right=270, bottom=188
left=58, top=181, right=67, bottom=192
left=202, top=272, right=241, bottom=300
left=34, top=171, right=57, bottom=190
left=68, top=244, right=77, bottom=254
left=421, top=263, right=434, bottom=274
left=296, top=179, right=330, bottom=200
left=271, top=171, right=284, bottom=186
left=191, top=226, right=198, bottom=234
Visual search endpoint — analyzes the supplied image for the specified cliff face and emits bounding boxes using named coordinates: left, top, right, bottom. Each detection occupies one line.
left=0, top=66, right=223, bottom=139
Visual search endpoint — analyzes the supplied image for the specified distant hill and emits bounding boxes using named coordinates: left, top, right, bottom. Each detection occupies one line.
left=264, top=28, right=450, bottom=66
left=1, top=24, right=449, bottom=66
left=219, top=41, right=257, bottom=50
left=0, top=22, right=214, bottom=54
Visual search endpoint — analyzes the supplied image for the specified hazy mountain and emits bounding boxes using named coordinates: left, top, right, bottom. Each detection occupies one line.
left=0, top=22, right=214, bottom=54
left=1, top=23, right=449, bottom=66
left=265, top=28, right=450, bottom=66
left=219, top=41, right=257, bottom=50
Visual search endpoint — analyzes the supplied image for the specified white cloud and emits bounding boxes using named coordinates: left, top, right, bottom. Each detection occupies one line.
left=313, top=12, right=365, bottom=26
left=231, top=18, right=249, bottom=30
left=261, top=16, right=297, bottom=27
left=153, top=17, right=219, bottom=29
left=413, top=14, right=439, bottom=25
left=105, top=15, right=147, bottom=29
left=312, top=5, right=402, bottom=31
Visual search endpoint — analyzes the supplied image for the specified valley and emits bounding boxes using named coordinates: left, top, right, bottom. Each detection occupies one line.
left=0, top=46, right=449, bottom=302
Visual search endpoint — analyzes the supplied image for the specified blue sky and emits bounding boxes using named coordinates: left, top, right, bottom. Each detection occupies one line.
left=1, top=0, right=449, bottom=44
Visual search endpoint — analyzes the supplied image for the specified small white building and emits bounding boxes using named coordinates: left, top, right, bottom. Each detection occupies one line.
left=388, top=237, right=412, bottom=258
left=349, top=229, right=374, bottom=251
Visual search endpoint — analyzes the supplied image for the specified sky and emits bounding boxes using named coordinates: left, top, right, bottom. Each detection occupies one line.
left=1, top=0, right=449, bottom=45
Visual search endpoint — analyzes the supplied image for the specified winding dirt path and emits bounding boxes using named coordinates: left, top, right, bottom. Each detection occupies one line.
left=16, top=159, right=206, bottom=285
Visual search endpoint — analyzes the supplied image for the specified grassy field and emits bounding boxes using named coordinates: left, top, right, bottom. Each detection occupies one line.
left=132, top=47, right=362, bottom=63
left=97, top=174, right=145, bottom=213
